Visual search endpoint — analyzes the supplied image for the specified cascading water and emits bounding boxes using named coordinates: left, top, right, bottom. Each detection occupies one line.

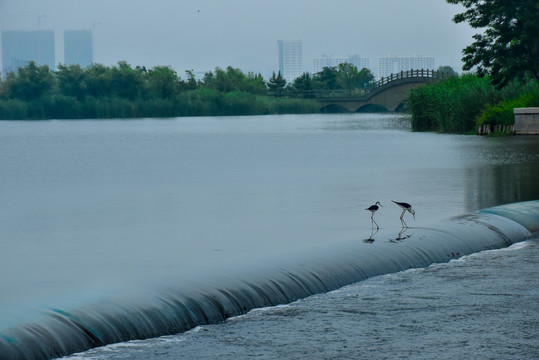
left=1, top=201, right=538, bottom=360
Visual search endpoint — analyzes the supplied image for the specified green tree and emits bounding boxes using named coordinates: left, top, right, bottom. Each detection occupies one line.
left=335, top=63, right=375, bottom=91
left=146, top=65, right=180, bottom=98
left=110, top=61, right=144, bottom=99
left=267, top=71, right=286, bottom=96
left=183, top=70, right=198, bottom=91
left=314, top=66, right=338, bottom=90
left=4, top=61, right=55, bottom=100
left=437, top=66, right=458, bottom=78
left=85, top=63, right=113, bottom=98
left=357, top=68, right=375, bottom=89
left=192, top=67, right=266, bottom=95
left=210, top=67, right=245, bottom=92
left=447, top=0, right=539, bottom=88
left=0, top=72, right=6, bottom=98
left=336, top=62, right=361, bottom=90
left=56, top=64, right=87, bottom=100
left=293, top=72, right=314, bottom=97
left=201, top=71, right=214, bottom=87
left=245, top=72, right=267, bottom=95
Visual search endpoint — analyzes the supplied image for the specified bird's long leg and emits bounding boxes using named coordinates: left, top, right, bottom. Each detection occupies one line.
left=400, top=209, right=408, bottom=228
left=371, top=213, right=379, bottom=230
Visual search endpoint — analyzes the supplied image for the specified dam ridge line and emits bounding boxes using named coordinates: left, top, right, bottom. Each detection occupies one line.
left=0, top=201, right=538, bottom=360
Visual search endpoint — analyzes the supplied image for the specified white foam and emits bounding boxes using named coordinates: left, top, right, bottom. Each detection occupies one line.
left=225, top=304, right=291, bottom=323
left=458, top=239, right=533, bottom=262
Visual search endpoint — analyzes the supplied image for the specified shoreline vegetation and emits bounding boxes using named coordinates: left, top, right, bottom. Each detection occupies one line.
left=0, top=63, right=537, bottom=135
left=414, top=0, right=539, bottom=135
left=408, top=75, right=539, bottom=134
left=0, top=62, right=323, bottom=120
left=2, top=2, right=538, bottom=134
left=0, top=61, right=377, bottom=121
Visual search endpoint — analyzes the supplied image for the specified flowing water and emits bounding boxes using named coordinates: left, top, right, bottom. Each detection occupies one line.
left=63, top=237, right=539, bottom=360
left=0, top=114, right=538, bottom=359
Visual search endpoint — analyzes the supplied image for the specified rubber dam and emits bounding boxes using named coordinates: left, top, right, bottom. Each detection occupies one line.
left=1, top=201, right=538, bottom=360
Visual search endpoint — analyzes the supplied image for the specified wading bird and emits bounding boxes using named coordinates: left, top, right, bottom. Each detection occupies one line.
left=392, top=200, right=415, bottom=228
left=366, top=201, right=382, bottom=230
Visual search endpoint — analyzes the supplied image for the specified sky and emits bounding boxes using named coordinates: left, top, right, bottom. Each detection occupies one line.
left=0, top=0, right=479, bottom=78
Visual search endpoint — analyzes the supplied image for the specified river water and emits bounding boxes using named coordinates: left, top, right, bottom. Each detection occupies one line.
left=64, top=237, right=539, bottom=360
left=0, top=114, right=538, bottom=359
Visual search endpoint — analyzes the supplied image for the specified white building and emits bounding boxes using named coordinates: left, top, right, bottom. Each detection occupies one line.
left=313, top=54, right=370, bottom=74
left=378, top=55, right=435, bottom=79
left=348, top=55, right=370, bottom=71
left=278, top=40, right=303, bottom=83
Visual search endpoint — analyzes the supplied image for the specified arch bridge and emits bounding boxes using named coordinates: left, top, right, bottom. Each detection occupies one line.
left=310, top=69, right=446, bottom=113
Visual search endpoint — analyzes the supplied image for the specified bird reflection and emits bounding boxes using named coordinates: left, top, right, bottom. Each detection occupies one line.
left=363, top=227, right=378, bottom=243
left=394, top=226, right=412, bottom=241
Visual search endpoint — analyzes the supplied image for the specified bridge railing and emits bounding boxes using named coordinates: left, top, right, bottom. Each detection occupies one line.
left=291, top=69, right=446, bottom=99
left=374, top=69, right=441, bottom=87
left=290, top=89, right=362, bottom=98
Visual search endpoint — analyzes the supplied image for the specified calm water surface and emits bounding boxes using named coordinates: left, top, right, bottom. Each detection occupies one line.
left=0, top=114, right=538, bottom=358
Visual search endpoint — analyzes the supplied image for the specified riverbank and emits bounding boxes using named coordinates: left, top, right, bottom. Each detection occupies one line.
left=0, top=92, right=320, bottom=120
left=0, top=90, right=319, bottom=120
left=0, top=62, right=324, bottom=120
left=408, top=75, right=539, bottom=134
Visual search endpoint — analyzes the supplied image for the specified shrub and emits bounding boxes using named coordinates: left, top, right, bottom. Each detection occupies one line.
left=477, top=84, right=539, bottom=126
left=0, top=99, right=28, bottom=119
left=409, top=75, right=497, bottom=132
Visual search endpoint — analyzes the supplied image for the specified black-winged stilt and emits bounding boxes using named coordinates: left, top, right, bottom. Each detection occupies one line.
left=391, top=200, right=415, bottom=228
left=366, top=201, right=382, bottom=230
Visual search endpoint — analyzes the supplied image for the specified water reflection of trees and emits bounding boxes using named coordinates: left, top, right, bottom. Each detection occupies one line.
left=464, top=163, right=539, bottom=212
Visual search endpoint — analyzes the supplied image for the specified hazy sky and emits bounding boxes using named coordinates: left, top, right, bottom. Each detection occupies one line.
left=0, top=0, right=479, bottom=77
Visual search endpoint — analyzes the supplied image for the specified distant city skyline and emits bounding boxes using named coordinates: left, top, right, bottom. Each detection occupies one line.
left=378, top=55, right=435, bottom=78
left=313, top=55, right=370, bottom=75
left=1, top=30, right=55, bottom=75
left=1, top=29, right=441, bottom=82
left=0, top=0, right=480, bottom=79
left=1, top=29, right=94, bottom=77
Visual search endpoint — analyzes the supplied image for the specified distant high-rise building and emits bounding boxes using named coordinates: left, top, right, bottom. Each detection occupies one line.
left=278, top=40, right=302, bottom=83
left=313, top=54, right=370, bottom=74
left=313, top=55, right=348, bottom=74
left=378, top=55, right=435, bottom=78
left=348, top=55, right=370, bottom=71
left=64, top=30, right=93, bottom=67
left=1, top=30, right=55, bottom=76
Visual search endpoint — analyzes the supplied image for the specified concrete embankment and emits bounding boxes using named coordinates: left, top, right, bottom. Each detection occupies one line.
left=514, top=107, right=539, bottom=135
left=477, top=107, right=539, bottom=135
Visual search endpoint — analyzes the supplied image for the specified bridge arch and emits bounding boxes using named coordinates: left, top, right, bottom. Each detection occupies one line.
left=356, top=104, right=389, bottom=113
left=314, top=69, right=446, bottom=113
left=320, top=104, right=350, bottom=113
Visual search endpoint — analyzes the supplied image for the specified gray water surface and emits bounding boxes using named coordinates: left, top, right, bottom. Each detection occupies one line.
left=0, top=114, right=538, bottom=356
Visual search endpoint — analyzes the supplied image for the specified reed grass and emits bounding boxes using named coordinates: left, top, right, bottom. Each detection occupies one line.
left=408, top=74, right=539, bottom=133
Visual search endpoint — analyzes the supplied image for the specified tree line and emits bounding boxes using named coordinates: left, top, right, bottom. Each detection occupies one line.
left=409, top=0, right=539, bottom=133
left=0, top=60, right=374, bottom=120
